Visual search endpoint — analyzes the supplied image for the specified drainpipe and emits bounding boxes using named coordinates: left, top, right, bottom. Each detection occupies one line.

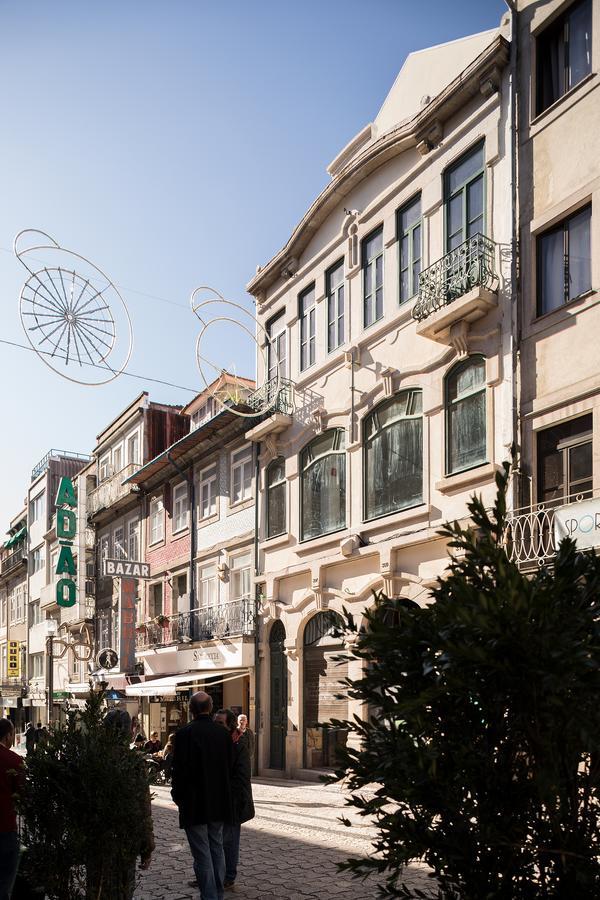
left=253, top=441, right=261, bottom=775
left=166, top=452, right=196, bottom=616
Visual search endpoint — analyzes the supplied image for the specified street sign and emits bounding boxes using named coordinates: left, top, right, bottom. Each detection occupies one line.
left=102, top=558, right=150, bottom=579
left=97, top=648, right=119, bottom=670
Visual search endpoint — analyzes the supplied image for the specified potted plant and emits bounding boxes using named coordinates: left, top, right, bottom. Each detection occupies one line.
left=155, top=614, right=169, bottom=628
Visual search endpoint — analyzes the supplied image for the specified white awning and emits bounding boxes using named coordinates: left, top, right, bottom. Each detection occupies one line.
left=125, top=669, right=249, bottom=697
left=66, top=682, right=91, bottom=695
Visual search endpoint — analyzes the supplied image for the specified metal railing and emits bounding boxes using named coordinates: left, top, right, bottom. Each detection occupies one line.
left=246, top=377, right=295, bottom=417
left=412, top=233, right=498, bottom=322
left=88, top=462, right=140, bottom=516
left=135, top=598, right=255, bottom=651
left=504, top=493, right=597, bottom=569
left=1, top=546, right=26, bottom=575
left=31, top=449, right=91, bottom=481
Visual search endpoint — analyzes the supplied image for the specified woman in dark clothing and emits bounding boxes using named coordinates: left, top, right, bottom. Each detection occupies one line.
left=214, top=708, right=255, bottom=890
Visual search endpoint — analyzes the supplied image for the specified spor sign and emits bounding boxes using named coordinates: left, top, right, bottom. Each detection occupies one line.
left=102, top=558, right=150, bottom=578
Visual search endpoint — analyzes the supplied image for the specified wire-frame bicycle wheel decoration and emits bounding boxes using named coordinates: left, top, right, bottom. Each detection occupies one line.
left=191, top=285, right=286, bottom=418
left=14, top=229, right=133, bottom=386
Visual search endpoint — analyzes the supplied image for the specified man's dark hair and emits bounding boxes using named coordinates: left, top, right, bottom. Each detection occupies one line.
left=36, top=722, right=42, bottom=728
left=0, top=718, right=14, bottom=741
left=216, top=708, right=238, bottom=732
left=190, top=691, right=212, bottom=718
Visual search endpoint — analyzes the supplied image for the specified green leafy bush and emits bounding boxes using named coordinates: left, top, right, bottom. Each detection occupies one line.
left=329, top=463, right=600, bottom=898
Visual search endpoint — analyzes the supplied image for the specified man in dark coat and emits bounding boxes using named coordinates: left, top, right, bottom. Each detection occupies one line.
left=171, top=691, right=234, bottom=900
left=215, top=708, right=255, bottom=891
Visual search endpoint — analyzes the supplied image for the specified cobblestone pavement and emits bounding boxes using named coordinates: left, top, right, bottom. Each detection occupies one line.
left=134, top=778, right=435, bottom=900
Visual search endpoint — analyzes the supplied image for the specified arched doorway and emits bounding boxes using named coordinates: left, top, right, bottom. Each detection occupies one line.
left=269, top=620, right=287, bottom=770
left=303, top=610, right=348, bottom=770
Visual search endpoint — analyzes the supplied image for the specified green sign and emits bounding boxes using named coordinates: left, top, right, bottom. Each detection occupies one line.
left=55, top=476, right=77, bottom=608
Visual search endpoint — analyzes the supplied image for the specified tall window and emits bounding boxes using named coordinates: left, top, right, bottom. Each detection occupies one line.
left=299, top=284, right=316, bottom=371
left=127, top=518, right=140, bottom=561
left=266, top=457, right=286, bottom=538
left=149, top=496, right=164, bottom=544
left=112, top=443, right=123, bottom=474
left=0, top=591, right=6, bottom=628
left=537, top=414, right=593, bottom=504
left=231, top=447, right=252, bottom=504
left=398, top=196, right=422, bottom=303
left=199, top=464, right=217, bottom=519
left=99, top=454, right=110, bottom=482
left=362, top=227, right=384, bottom=328
left=9, top=585, right=24, bottom=624
left=230, top=553, right=252, bottom=600
left=173, top=482, right=189, bottom=533
left=29, top=492, right=45, bottom=524
left=127, top=430, right=140, bottom=465
left=198, top=563, right=217, bottom=607
left=148, top=582, right=163, bottom=618
left=301, top=429, right=346, bottom=540
left=327, top=260, right=345, bottom=352
left=29, top=600, right=42, bottom=627
left=267, top=311, right=287, bottom=381
left=446, top=356, right=487, bottom=475
left=30, top=545, right=44, bottom=575
left=445, top=142, right=485, bottom=251
left=364, top=390, right=423, bottom=520
left=99, top=533, right=109, bottom=561
left=113, top=525, right=125, bottom=559
left=537, top=0, right=592, bottom=115
left=537, top=205, right=591, bottom=316
left=191, top=399, right=214, bottom=431
left=31, top=653, right=44, bottom=679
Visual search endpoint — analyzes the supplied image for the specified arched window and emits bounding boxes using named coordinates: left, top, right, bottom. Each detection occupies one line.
left=364, top=389, right=423, bottom=520
left=445, top=356, right=487, bottom=474
left=266, top=457, right=286, bottom=539
left=301, top=429, right=346, bottom=541
left=303, top=610, right=344, bottom=646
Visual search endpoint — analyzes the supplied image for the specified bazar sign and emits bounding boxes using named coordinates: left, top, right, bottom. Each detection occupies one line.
left=554, top=498, right=600, bottom=551
left=55, top=477, right=77, bottom=608
left=103, top=558, right=150, bottom=578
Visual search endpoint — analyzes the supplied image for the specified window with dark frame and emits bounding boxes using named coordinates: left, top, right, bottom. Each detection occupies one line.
left=536, top=0, right=592, bottom=116
left=537, top=414, right=593, bottom=505
left=537, top=205, right=591, bottom=316
left=266, top=457, right=286, bottom=538
left=398, top=196, right=422, bottom=303
left=301, top=429, right=346, bottom=541
left=267, top=310, right=287, bottom=382
left=299, top=285, right=316, bottom=371
left=362, top=227, right=384, bottom=328
left=326, top=260, right=345, bottom=352
left=444, top=142, right=485, bottom=252
left=445, top=356, right=487, bottom=475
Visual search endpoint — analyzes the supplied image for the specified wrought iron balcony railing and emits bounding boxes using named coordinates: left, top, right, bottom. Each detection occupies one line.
left=412, top=233, right=498, bottom=322
left=504, top=493, right=598, bottom=570
left=88, top=462, right=140, bottom=516
left=135, top=598, right=255, bottom=651
left=1, top=546, right=27, bottom=575
left=31, top=449, right=91, bottom=481
left=246, top=377, right=294, bottom=417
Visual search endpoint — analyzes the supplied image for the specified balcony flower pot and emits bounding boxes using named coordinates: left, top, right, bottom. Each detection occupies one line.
left=155, top=615, right=169, bottom=628
left=135, top=624, right=147, bottom=634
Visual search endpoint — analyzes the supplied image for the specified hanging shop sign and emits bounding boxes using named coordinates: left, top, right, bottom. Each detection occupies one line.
left=554, top=498, right=600, bottom=551
left=7, top=641, right=20, bottom=677
left=55, top=477, right=77, bottom=608
left=97, top=647, right=119, bottom=670
left=103, top=558, right=150, bottom=579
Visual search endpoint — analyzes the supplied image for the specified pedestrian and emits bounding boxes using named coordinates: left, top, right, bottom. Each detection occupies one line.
left=159, top=735, right=175, bottom=783
left=237, top=714, right=255, bottom=761
left=215, top=709, right=255, bottom=892
left=24, top=723, right=36, bottom=756
left=144, top=731, right=162, bottom=754
left=0, top=717, right=25, bottom=900
left=34, top=722, right=43, bottom=746
left=131, top=734, right=146, bottom=752
left=171, top=691, right=234, bottom=900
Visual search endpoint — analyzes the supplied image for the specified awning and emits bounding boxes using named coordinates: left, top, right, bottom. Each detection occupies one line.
left=66, top=682, right=91, bottom=695
left=4, top=526, right=26, bottom=549
left=125, top=669, right=249, bottom=697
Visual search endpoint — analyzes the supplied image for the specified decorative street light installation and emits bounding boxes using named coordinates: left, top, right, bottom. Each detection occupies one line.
left=14, top=229, right=133, bottom=385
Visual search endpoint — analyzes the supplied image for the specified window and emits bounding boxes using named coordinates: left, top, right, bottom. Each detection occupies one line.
left=112, top=444, right=123, bottom=474
left=327, top=260, right=345, bottom=352
left=266, top=457, right=286, bottom=538
left=149, top=496, right=164, bottom=544
left=199, top=465, right=217, bottom=519
left=537, top=0, right=592, bottom=115
left=29, top=491, right=45, bottom=524
left=230, top=553, right=252, bottom=600
left=301, top=429, right=346, bottom=540
left=0, top=591, right=6, bottom=629
left=127, top=430, right=140, bottom=465
left=231, top=447, right=253, bottom=504
left=267, top=311, right=287, bottom=381
left=173, top=482, right=189, bottom=533
left=113, top=525, right=125, bottom=559
left=364, top=390, right=423, bottom=520
left=398, top=196, right=422, bottom=302
left=362, top=228, right=384, bottom=328
left=191, top=399, right=215, bottom=431
left=445, top=142, right=485, bottom=251
left=97, top=610, right=110, bottom=649
left=29, top=601, right=42, bottom=627
left=99, top=454, right=110, bottom=482
left=99, top=533, right=109, bottom=561
left=148, top=582, right=163, bottom=618
left=198, top=563, right=217, bottom=607
left=127, top=518, right=140, bottom=561
left=173, top=573, right=188, bottom=612
left=9, top=585, right=25, bottom=624
left=31, top=652, right=44, bottom=679
left=446, top=356, right=487, bottom=475
left=30, top=545, right=44, bottom=575
left=299, top=284, right=316, bottom=371
left=537, top=414, right=593, bottom=504
left=537, top=205, right=591, bottom=315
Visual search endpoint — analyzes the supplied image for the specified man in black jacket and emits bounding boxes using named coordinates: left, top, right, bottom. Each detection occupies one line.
left=215, top=708, right=255, bottom=891
left=171, top=692, right=234, bottom=900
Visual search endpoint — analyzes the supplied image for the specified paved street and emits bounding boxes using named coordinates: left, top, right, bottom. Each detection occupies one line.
left=134, top=778, right=435, bottom=900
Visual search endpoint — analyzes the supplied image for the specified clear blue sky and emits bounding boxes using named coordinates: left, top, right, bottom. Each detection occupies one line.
left=0, top=0, right=507, bottom=523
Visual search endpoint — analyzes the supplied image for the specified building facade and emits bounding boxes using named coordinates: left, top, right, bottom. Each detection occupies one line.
left=0, top=510, right=28, bottom=728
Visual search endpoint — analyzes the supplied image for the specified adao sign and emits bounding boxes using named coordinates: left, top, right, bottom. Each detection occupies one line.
left=554, top=498, right=600, bottom=551
left=55, top=476, right=78, bottom=608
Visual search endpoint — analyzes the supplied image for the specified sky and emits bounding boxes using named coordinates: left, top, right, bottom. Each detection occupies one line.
left=0, top=0, right=507, bottom=523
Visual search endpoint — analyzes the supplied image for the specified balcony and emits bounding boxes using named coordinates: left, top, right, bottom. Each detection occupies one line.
left=31, top=449, right=91, bottom=482
left=136, top=598, right=255, bottom=651
left=412, top=234, right=498, bottom=347
left=245, top=377, right=294, bottom=442
left=88, top=462, right=140, bottom=517
left=1, top=545, right=26, bottom=576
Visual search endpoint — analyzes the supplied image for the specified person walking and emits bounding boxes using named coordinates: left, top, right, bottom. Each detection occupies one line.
left=24, top=723, right=36, bottom=757
left=171, top=692, right=233, bottom=900
left=0, top=718, right=24, bottom=900
left=237, top=714, right=255, bottom=761
left=215, top=709, right=255, bottom=892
